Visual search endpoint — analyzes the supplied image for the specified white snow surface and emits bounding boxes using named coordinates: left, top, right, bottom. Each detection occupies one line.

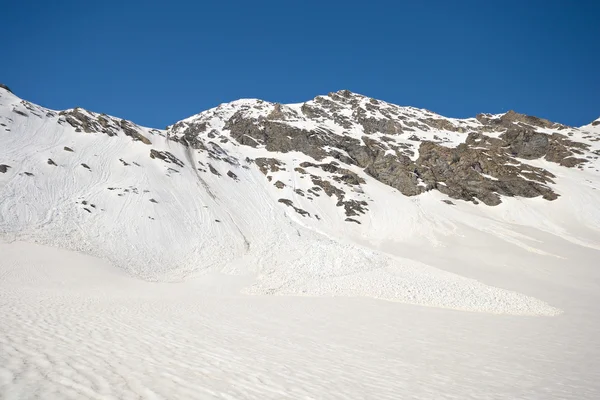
left=1, top=87, right=600, bottom=398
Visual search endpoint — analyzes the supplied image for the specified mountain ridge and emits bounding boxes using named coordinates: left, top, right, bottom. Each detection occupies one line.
left=1, top=84, right=599, bottom=315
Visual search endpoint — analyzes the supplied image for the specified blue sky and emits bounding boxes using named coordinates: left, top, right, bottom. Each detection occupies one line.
left=2, top=0, right=598, bottom=127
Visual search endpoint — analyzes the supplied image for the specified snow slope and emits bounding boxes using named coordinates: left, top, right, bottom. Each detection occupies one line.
left=1, top=241, right=599, bottom=399
left=2, top=86, right=600, bottom=315
left=2, top=86, right=600, bottom=398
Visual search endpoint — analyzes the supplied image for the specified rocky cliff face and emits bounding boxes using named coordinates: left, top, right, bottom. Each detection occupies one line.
left=167, top=90, right=599, bottom=212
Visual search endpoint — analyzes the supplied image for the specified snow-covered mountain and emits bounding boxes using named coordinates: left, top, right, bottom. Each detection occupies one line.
left=1, top=84, right=599, bottom=315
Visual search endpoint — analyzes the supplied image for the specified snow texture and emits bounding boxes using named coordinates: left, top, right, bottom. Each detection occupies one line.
left=1, top=86, right=600, bottom=398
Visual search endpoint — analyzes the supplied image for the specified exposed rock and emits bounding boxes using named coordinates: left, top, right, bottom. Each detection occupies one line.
left=120, top=120, right=151, bottom=145
left=60, top=108, right=102, bottom=134
left=311, top=177, right=345, bottom=198
left=163, top=90, right=595, bottom=208
left=149, top=149, right=184, bottom=168
left=299, top=161, right=365, bottom=186
left=225, top=113, right=330, bottom=159
left=500, top=129, right=550, bottom=159
left=47, top=159, right=57, bottom=166
left=278, top=198, right=310, bottom=217
left=81, top=163, right=91, bottom=171
left=0, top=164, right=11, bottom=173
left=266, top=103, right=286, bottom=120
left=0, top=83, right=12, bottom=93
left=227, top=170, right=238, bottom=181
left=64, top=146, right=74, bottom=152
left=414, top=141, right=558, bottom=205
left=255, top=158, right=284, bottom=175
left=340, top=199, right=368, bottom=217
left=274, top=180, right=286, bottom=189
left=208, top=164, right=221, bottom=176
left=171, top=121, right=207, bottom=149
left=356, top=114, right=403, bottom=135
left=476, top=110, right=560, bottom=131
left=422, top=118, right=463, bottom=132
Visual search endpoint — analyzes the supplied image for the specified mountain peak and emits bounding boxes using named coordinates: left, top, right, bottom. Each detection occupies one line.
left=1, top=87, right=599, bottom=314
left=0, top=83, right=12, bottom=93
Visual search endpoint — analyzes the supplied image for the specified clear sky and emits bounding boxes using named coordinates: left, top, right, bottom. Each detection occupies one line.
left=2, top=0, right=598, bottom=128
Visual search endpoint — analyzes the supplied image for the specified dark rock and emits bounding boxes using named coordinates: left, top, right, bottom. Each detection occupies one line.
left=120, top=119, right=151, bottom=144
left=149, top=198, right=158, bottom=203
left=64, top=146, right=74, bottom=152
left=311, top=177, right=345, bottom=198
left=225, top=112, right=330, bottom=160
left=500, top=129, right=549, bottom=159
left=149, top=149, right=184, bottom=167
left=81, top=163, right=91, bottom=170
left=274, top=180, right=286, bottom=189
left=340, top=199, right=368, bottom=217
left=60, top=108, right=102, bottom=134
left=208, top=164, right=221, bottom=176
left=47, top=159, right=57, bottom=166
left=0, top=83, right=12, bottom=93
left=255, top=158, right=284, bottom=175
left=172, top=121, right=208, bottom=149
left=227, top=170, right=238, bottom=181
left=0, top=164, right=11, bottom=173
left=278, top=198, right=311, bottom=217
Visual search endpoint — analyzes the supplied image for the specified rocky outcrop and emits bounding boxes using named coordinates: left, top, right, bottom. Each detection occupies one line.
left=476, top=110, right=560, bottom=131
left=500, top=129, right=588, bottom=166
left=278, top=199, right=310, bottom=217
left=255, top=158, right=285, bottom=175
left=167, top=90, right=599, bottom=208
left=225, top=113, right=330, bottom=160
left=149, top=149, right=184, bottom=168
left=120, top=120, right=151, bottom=145
left=414, top=141, right=557, bottom=205
left=59, top=108, right=151, bottom=144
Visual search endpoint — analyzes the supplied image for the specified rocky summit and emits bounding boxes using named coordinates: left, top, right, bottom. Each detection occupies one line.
left=170, top=89, right=598, bottom=210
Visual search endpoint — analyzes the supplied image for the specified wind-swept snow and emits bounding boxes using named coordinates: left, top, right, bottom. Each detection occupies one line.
left=1, top=241, right=599, bottom=399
